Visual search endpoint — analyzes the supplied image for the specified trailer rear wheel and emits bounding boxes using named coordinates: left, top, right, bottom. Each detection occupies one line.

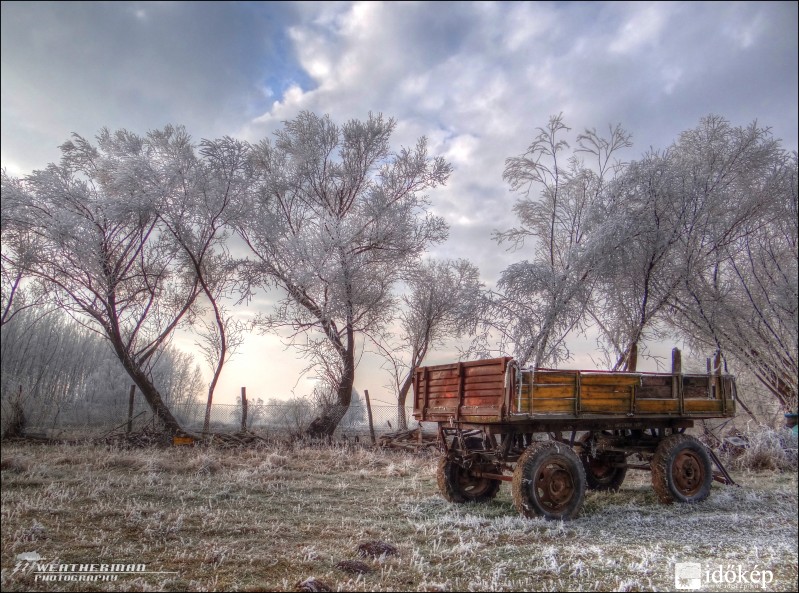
left=512, top=441, right=586, bottom=520
left=437, top=438, right=501, bottom=504
left=651, top=434, right=713, bottom=504
left=579, top=433, right=627, bottom=492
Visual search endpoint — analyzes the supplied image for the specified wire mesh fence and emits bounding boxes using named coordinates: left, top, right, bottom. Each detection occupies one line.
left=0, top=391, right=435, bottom=441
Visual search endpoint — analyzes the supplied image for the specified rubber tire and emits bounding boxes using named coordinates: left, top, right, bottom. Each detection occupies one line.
left=512, top=441, right=586, bottom=520
left=651, top=434, right=713, bottom=504
left=437, top=437, right=501, bottom=504
left=579, top=434, right=627, bottom=492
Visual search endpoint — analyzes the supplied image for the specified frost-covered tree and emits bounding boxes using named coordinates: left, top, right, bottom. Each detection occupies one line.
left=0, top=171, right=48, bottom=326
left=0, top=306, right=203, bottom=429
left=373, top=259, right=482, bottom=429
left=0, top=127, right=244, bottom=434
left=490, top=114, right=631, bottom=367
left=591, top=117, right=793, bottom=374
left=662, top=118, right=798, bottom=410
left=237, top=111, right=451, bottom=436
left=113, top=127, right=250, bottom=434
left=586, top=153, right=689, bottom=371
left=585, top=117, right=796, bottom=410
left=147, top=347, right=205, bottom=416
left=265, top=396, right=315, bottom=438
left=340, top=388, right=366, bottom=429
left=1, top=307, right=110, bottom=408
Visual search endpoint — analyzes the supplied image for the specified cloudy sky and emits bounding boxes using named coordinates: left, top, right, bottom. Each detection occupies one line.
left=2, top=1, right=797, bottom=406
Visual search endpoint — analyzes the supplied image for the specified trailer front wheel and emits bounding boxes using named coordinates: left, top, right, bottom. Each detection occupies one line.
left=512, top=441, right=586, bottom=520
left=651, top=434, right=713, bottom=504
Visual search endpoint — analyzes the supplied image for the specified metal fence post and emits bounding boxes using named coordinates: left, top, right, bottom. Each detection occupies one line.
left=127, top=385, right=136, bottom=434
left=241, top=386, right=248, bottom=432
left=364, top=389, right=376, bottom=445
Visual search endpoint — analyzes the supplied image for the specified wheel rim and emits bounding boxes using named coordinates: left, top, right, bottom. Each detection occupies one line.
left=535, top=459, right=575, bottom=511
left=672, top=450, right=705, bottom=496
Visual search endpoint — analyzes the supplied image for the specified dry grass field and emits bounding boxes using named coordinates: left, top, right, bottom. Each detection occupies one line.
left=1, top=441, right=796, bottom=592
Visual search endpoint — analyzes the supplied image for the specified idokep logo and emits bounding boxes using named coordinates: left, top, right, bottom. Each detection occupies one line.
left=674, top=561, right=775, bottom=591
left=675, top=562, right=703, bottom=590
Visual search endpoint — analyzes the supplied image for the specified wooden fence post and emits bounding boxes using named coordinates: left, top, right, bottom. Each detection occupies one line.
left=127, top=384, right=136, bottom=434
left=241, top=386, right=248, bottom=432
left=364, top=389, right=376, bottom=446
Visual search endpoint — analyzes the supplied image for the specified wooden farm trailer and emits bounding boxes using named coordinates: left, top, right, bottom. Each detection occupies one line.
left=412, top=349, right=737, bottom=520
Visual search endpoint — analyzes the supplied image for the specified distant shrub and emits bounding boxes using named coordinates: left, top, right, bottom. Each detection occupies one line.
left=0, top=394, right=26, bottom=439
left=731, top=425, right=798, bottom=472
left=0, top=455, right=30, bottom=473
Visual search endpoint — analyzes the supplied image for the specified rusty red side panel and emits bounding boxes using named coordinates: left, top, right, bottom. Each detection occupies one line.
left=412, top=357, right=513, bottom=423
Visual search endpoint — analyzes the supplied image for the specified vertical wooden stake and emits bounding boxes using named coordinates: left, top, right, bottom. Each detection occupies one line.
left=364, top=389, right=376, bottom=446
left=672, top=348, right=683, bottom=415
left=672, top=348, right=682, bottom=375
left=127, top=384, right=136, bottom=434
left=241, top=386, right=248, bottom=432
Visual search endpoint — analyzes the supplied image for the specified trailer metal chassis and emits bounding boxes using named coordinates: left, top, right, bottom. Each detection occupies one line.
left=434, top=418, right=736, bottom=520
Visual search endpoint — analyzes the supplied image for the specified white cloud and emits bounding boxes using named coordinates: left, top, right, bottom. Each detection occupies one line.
left=661, top=65, right=683, bottom=95
left=609, top=3, right=669, bottom=55
left=444, top=133, right=479, bottom=166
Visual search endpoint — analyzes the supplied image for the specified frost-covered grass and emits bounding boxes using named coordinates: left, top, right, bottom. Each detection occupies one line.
left=1, top=442, right=796, bottom=592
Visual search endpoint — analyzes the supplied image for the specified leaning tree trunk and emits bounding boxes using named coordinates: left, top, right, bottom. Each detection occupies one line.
left=306, top=342, right=356, bottom=438
left=396, top=374, right=414, bottom=430
left=110, top=337, right=183, bottom=436
left=130, top=369, right=184, bottom=436
left=624, top=342, right=638, bottom=372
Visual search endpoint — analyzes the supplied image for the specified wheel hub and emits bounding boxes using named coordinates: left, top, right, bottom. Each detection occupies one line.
left=536, top=462, right=574, bottom=508
left=458, top=464, right=496, bottom=496
left=673, top=450, right=704, bottom=495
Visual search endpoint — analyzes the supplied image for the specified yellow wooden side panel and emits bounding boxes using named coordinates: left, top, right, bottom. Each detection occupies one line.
left=579, top=383, right=632, bottom=414
left=532, top=384, right=575, bottom=399
left=580, top=373, right=641, bottom=387
left=530, top=398, right=575, bottom=413
left=580, top=398, right=631, bottom=413
left=580, top=385, right=634, bottom=398
left=684, top=399, right=726, bottom=413
left=534, top=371, right=578, bottom=385
left=527, top=378, right=575, bottom=414
left=635, top=399, right=680, bottom=414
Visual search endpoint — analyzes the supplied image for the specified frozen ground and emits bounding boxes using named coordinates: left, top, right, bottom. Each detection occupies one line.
left=1, top=442, right=796, bottom=592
